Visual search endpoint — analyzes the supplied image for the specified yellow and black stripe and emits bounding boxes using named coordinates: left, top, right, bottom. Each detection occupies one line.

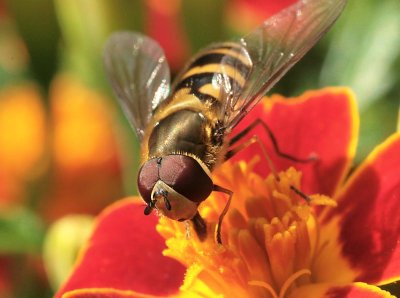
left=173, top=42, right=252, bottom=104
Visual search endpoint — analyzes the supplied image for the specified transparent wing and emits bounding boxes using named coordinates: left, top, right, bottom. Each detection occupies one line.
left=223, top=0, right=347, bottom=129
left=103, top=31, right=170, bottom=139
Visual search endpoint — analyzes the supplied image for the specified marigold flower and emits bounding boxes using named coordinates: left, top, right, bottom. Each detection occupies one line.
left=55, top=88, right=400, bottom=298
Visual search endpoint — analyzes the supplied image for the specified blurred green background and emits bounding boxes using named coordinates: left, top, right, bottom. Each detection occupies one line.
left=0, top=0, right=399, bottom=297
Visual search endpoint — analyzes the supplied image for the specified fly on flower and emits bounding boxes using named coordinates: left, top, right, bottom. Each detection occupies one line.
left=103, top=0, right=347, bottom=244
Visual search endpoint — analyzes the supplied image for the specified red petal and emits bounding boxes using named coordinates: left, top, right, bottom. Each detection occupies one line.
left=288, top=282, right=394, bottom=298
left=321, top=134, right=400, bottom=285
left=56, top=199, right=185, bottom=297
left=231, top=87, right=358, bottom=196
left=62, top=288, right=163, bottom=298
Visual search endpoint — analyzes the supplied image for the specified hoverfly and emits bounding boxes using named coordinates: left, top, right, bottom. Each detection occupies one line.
left=103, top=0, right=347, bottom=243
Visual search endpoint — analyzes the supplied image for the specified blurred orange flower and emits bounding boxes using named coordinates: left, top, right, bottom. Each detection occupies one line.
left=40, top=75, right=124, bottom=222
left=0, top=84, right=46, bottom=207
left=0, top=73, right=126, bottom=219
left=0, top=75, right=127, bottom=297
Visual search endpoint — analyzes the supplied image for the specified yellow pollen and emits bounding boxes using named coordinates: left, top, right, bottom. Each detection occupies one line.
left=157, top=160, right=336, bottom=297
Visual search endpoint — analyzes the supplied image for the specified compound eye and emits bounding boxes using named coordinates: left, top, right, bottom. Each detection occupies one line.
left=160, top=155, right=214, bottom=203
left=137, top=159, right=159, bottom=203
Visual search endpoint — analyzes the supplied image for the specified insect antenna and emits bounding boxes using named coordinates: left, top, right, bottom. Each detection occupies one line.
left=144, top=204, right=153, bottom=215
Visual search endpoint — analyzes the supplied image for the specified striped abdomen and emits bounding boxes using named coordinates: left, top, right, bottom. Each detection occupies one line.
left=145, top=43, right=252, bottom=169
left=173, top=42, right=252, bottom=107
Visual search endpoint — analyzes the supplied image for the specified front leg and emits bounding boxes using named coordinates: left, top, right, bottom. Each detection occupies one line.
left=190, top=184, right=233, bottom=245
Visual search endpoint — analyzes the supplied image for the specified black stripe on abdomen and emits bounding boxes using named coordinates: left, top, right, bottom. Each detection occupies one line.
left=189, top=52, right=250, bottom=79
left=174, top=72, right=242, bottom=102
left=173, top=43, right=252, bottom=104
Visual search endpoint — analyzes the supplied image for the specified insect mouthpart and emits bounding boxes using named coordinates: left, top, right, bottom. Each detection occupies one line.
left=152, top=188, right=171, bottom=211
left=143, top=187, right=172, bottom=216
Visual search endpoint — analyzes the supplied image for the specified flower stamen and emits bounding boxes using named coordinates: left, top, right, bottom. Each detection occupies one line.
left=158, top=162, right=337, bottom=297
left=279, top=269, right=311, bottom=298
left=248, top=280, right=278, bottom=298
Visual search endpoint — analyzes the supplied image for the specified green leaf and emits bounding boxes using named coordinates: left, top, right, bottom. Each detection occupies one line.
left=356, top=96, right=399, bottom=163
left=182, top=0, right=226, bottom=52
left=320, top=0, right=400, bottom=110
left=397, top=105, right=400, bottom=133
left=0, top=19, right=31, bottom=88
left=5, top=0, right=60, bottom=89
left=0, top=208, right=44, bottom=254
left=54, top=0, right=145, bottom=89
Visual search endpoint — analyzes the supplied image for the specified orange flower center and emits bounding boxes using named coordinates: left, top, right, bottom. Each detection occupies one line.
left=157, top=158, right=336, bottom=298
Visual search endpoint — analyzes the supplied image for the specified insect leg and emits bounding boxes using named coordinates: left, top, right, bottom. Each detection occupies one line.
left=191, top=212, right=207, bottom=242
left=226, top=134, right=279, bottom=179
left=228, top=118, right=317, bottom=163
left=226, top=120, right=313, bottom=204
left=213, top=184, right=233, bottom=245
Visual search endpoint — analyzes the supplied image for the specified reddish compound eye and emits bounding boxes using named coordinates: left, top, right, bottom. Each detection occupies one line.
left=137, top=155, right=214, bottom=205
left=137, top=158, right=159, bottom=204
left=159, top=155, right=213, bottom=203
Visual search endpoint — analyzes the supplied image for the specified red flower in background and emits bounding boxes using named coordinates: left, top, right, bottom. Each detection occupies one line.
left=226, top=0, right=297, bottom=33
left=55, top=88, right=400, bottom=298
left=145, top=0, right=298, bottom=71
left=146, top=0, right=189, bottom=71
